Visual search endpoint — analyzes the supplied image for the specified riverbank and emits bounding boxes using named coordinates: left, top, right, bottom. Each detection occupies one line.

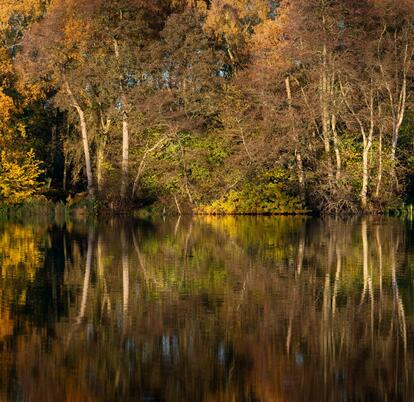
left=3, top=195, right=414, bottom=221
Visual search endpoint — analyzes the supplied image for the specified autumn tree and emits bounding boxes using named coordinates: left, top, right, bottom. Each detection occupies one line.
left=240, top=0, right=414, bottom=212
left=129, top=5, right=228, bottom=210
left=19, top=0, right=103, bottom=197
left=0, top=0, right=48, bottom=204
left=372, top=0, right=414, bottom=167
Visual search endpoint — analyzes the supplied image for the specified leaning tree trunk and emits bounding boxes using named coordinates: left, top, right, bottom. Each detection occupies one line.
left=65, top=81, right=94, bottom=197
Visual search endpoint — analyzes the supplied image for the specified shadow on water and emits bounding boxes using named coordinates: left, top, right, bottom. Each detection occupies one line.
left=0, top=216, right=413, bottom=401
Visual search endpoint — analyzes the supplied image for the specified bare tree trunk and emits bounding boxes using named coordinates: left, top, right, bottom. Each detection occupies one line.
left=174, top=195, right=182, bottom=215
left=332, top=114, right=341, bottom=181
left=340, top=80, right=374, bottom=210
left=296, top=151, right=305, bottom=201
left=240, top=127, right=252, bottom=161
left=285, top=76, right=305, bottom=199
left=361, top=91, right=374, bottom=210
left=361, top=148, right=370, bottom=210
left=377, top=30, right=412, bottom=174
left=121, top=111, right=129, bottom=199
left=96, top=139, right=105, bottom=193
left=330, top=68, right=341, bottom=181
left=65, top=80, right=94, bottom=197
left=113, top=38, right=129, bottom=201
left=63, top=122, right=69, bottom=192
left=390, top=45, right=409, bottom=162
left=375, top=126, right=383, bottom=199
left=320, top=44, right=333, bottom=186
left=97, top=115, right=110, bottom=193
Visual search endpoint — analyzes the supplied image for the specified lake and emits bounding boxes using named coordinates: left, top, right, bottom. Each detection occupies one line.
left=0, top=216, right=413, bottom=401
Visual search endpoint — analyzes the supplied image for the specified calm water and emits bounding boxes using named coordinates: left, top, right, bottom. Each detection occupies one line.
left=0, top=216, right=414, bottom=402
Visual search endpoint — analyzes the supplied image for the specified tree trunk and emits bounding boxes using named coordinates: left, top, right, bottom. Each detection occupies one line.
left=296, top=151, right=305, bottom=201
left=97, top=115, right=110, bottom=193
left=390, top=46, right=408, bottom=163
left=378, top=37, right=411, bottom=177
left=96, top=139, right=105, bottom=193
left=340, top=79, right=374, bottom=210
left=285, top=76, right=305, bottom=199
left=360, top=112, right=373, bottom=210
left=320, top=45, right=333, bottom=186
left=113, top=39, right=129, bottom=201
left=361, top=147, right=369, bottom=210
left=375, top=129, right=383, bottom=199
left=332, top=114, right=341, bottom=181
left=65, top=81, right=94, bottom=197
left=121, top=111, right=129, bottom=199
left=361, top=90, right=374, bottom=210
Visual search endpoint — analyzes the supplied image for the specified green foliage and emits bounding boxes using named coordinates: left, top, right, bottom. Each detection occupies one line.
left=199, top=168, right=307, bottom=214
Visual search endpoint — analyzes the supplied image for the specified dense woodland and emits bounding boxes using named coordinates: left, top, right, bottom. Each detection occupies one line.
left=1, top=0, right=414, bottom=214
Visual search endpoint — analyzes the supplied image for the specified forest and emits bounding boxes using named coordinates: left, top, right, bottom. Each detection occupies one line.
left=1, top=0, right=414, bottom=214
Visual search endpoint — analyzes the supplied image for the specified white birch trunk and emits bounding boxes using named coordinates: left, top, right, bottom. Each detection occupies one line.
left=114, top=38, right=129, bottom=200
left=65, top=80, right=94, bottom=197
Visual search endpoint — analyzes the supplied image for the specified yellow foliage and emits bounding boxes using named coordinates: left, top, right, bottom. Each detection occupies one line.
left=0, top=89, right=44, bottom=205
left=0, top=0, right=46, bottom=29
left=64, top=15, right=91, bottom=51
left=0, top=149, right=44, bottom=204
left=0, top=88, right=14, bottom=125
left=0, top=16, right=44, bottom=205
left=0, top=46, right=13, bottom=80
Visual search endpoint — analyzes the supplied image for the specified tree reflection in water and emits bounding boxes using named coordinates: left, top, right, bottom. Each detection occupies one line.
left=0, top=216, right=413, bottom=401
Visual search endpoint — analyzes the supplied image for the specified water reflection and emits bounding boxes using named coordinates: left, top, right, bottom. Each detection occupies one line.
left=0, top=216, right=413, bottom=401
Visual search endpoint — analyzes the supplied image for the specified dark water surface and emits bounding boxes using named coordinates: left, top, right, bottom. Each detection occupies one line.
left=1, top=216, right=414, bottom=401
